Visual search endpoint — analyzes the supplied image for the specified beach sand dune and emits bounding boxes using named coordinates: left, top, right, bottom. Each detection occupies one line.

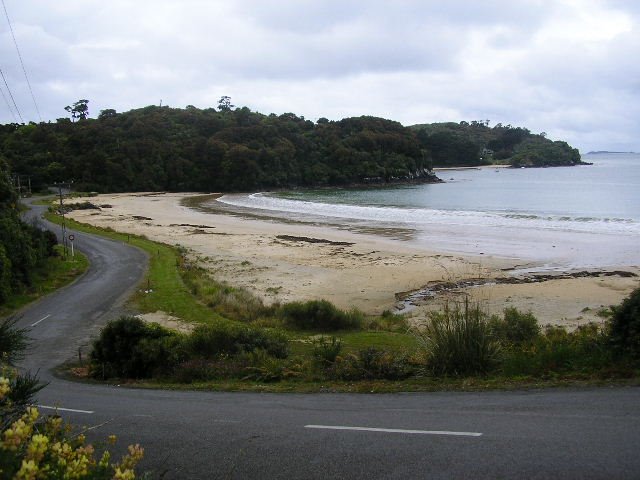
left=67, top=193, right=639, bottom=327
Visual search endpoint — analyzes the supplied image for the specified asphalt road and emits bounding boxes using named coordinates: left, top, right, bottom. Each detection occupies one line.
left=14, top=201, right=640, bottom=479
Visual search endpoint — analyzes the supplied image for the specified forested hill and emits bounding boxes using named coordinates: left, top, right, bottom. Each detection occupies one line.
left=1, top=104, right=582, bottom=193
left=411, top=120, right=583, bottom=168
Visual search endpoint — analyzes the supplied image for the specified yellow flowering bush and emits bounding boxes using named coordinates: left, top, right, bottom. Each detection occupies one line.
left=0, top=376, right=144, bottom=479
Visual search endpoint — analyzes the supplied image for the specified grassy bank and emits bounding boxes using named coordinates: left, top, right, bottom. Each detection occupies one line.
left=0, top=245, right=89, bottom=317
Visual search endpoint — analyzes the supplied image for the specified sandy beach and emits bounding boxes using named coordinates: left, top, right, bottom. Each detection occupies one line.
left=67, top=192, right=639, bottom=328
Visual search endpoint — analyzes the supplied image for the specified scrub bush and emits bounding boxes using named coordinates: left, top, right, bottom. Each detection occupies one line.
left=489, top=307, right=540, bottom=345
left=278, top=300, right=363, bottom=331
left=90, top=316, right=184, bottom=379
left=185, top=321, right=289, bottom=359
left=311, top=336, right=342, bottom=367
left=501, top=323, right=612, bottom=376
left=331, top=347, right=416, bottom=381
left=608, top=287, right=640, bottom=359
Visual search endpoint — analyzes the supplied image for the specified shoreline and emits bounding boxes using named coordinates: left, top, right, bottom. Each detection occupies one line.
left=66, top=192, right=639, bottom=328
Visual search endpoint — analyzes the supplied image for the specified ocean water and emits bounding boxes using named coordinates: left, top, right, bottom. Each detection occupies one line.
left=214, top=153, right=640, bottom=269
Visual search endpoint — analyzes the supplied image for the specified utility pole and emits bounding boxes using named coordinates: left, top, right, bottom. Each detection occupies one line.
left=12, top=174, right=32, bottom=197
left=54, top=181, right=73, bottom=257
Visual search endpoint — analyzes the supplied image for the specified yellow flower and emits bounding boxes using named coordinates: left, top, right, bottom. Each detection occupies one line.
left=26, top=433, right=49, bottom=462
left=113, top=466, right=136, bottom=480
left=64, top=454, right=90, bottom=479
left=127, top=444, right=144, bottom=461
left=25, top=407, right=39, bottom=424
left=0, top=376, right=10, bottom=399
left=116, top=443, right=144, bottom=471
left=45, top=416, right=63, bottom=436
left=3, top=418, right=33, bottom=451
left=108, top=434, right=117, bottom=445
left=15, top=459, right=39, bottom=480
left=98, top=450, right=111, bottom=468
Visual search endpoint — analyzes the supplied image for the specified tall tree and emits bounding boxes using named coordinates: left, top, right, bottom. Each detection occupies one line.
left=64, top=99, right=90, bottom=121
left=217, top=96, right=234, bottom=112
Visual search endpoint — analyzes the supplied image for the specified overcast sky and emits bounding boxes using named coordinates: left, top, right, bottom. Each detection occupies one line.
left=0, top=0, right=638, bottom=152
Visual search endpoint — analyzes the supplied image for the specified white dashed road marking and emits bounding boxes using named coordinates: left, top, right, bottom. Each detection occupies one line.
left=30, top=314, right=51, bottom=327
left=305, top=425, right=482, bottom=437
left=36, top=405, right=94, bottom=414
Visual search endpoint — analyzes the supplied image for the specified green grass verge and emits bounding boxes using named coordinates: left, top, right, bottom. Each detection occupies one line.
left=31, top=196, right=56, bottom=206
left=45, top=212, right=222, bottom=324
left=102, top=370, right=640, bottom=393
left=0, top=245, right=89, bottom=317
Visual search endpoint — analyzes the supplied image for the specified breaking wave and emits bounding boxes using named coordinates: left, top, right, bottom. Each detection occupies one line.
left=216, top=193, right=640, bottom=236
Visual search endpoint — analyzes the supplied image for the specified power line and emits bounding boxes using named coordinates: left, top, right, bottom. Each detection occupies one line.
left=0, top=80, right=18, bottom=122
left=0, top=67, right=23, bottom=123
left=1, top=0, right=41, bottom=122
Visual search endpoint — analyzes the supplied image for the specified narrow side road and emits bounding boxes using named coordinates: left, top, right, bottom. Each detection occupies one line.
left=17, top=201, right=147, bottom=377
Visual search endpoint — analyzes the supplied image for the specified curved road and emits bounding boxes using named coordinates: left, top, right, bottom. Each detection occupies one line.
left=14, top=202, right=640, bottom=479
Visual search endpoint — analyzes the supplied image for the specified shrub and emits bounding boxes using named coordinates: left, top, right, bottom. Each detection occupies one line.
left=185, top=321, right=289, bottom=359
left=241, top=349, right=300, bottom=382
left=331, top=347, right=416, bottom=381
left=0, top=401, right=144, bottom=479
left=489, top=307, right=540, bottom=345
left=1, top=318, right=144, bottom=479
left=608, top=287, right=640, bottom=359
left=413, top=299, right=500, bottom=376
left=0, top=317, right=29, bottom=365
left=311, top=336, right=342, bottom=367
left=1, top=317, right=45, bottom=429
left=278, top=300, right=363, bottom=331
left=90, top=316, right=184, bottom=379
left=501, top=323, right=612, bottom=376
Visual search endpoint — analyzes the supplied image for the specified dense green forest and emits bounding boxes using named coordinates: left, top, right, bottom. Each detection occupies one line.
left=0, top=160, right=57, bottom=304
left=0, top=102, right=583, bottom=193
left=411, top=120, right=583, bottom=167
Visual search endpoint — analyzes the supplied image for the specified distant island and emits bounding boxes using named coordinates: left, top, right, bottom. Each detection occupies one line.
left=586, top=151, right=637, bottom=155
left=0, top=100, right=584, bottom=193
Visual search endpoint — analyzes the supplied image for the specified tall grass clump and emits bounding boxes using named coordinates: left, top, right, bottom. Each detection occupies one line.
left=413, top=299, right=500, bottom=376
left=277, top=300, right=363, bottom=331
left=181, top=265, right=266, bottom=322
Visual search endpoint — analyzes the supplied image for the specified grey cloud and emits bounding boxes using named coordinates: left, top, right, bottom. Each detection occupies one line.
left=0, top=0, right=638, bottom=152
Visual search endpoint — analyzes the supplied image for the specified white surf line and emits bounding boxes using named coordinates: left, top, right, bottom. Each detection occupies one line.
left=30, top=314, right=51, bottom=327
left=305, top=425, right=482, bottom=437
left=35, top=404, right=94, bottom=414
